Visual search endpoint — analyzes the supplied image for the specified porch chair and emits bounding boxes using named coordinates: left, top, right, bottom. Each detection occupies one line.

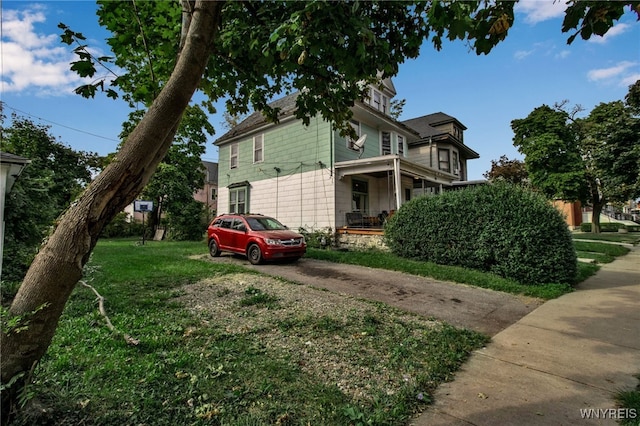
left=346, top=212, right=365, bottom=227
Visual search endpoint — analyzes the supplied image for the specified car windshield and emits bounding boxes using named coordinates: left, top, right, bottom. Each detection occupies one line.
left=246, top=217, right=287, bottom=231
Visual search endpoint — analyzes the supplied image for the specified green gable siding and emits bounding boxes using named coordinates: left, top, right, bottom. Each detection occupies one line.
left=218, top=117, right=333, bottom=189
left=334, top=121, right=381, bottom=162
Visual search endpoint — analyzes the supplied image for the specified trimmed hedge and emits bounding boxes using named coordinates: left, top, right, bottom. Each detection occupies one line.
left=580, top=222, right=640, bottom=232
left=384, top=183, right=578, bottom=285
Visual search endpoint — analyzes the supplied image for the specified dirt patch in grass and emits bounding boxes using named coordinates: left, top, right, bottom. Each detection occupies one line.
left=178, top=272, right=465, bottom=403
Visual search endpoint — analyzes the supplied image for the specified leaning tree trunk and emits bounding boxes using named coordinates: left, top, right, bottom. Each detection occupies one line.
left=1, top=1, right=223, bottom=419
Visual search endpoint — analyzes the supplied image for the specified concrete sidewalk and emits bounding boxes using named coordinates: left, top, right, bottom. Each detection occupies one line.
left=413, top=246, right=640, bottom=425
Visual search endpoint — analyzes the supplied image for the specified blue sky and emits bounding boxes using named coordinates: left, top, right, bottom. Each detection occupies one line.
left=1, top=1, right=639, bottom=180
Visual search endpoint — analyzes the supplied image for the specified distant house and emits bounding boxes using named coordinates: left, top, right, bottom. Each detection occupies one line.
left=214, top=78, right=480, bottom=231
left=194, top=160, right=218, bottom=221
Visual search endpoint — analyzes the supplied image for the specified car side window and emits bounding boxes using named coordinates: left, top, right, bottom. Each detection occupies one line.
left=220, top=219, right=233, bottom=229
left=232, top=219, right=246, bottom=231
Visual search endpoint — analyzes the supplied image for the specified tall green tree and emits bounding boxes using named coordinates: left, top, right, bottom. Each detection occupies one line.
left=579, top=87, right=640, bottom=232
left=0, top=114, right=101, bottom=282
left=511, top=105, right=588, bottom=201
left=2, top=0, right=637, bottom=417
left=511, top=81, right=640, bottom=232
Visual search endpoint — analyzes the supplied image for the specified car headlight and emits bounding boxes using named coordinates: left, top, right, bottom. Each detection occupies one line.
left=265, top=238, right=281, bottom=246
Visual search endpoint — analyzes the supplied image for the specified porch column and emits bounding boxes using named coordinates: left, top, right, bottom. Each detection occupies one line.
left=394, top=157, right=402, bottom=210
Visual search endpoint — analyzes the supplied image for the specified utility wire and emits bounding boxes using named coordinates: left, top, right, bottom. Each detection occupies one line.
left=2, top=102, right=120, bottom=142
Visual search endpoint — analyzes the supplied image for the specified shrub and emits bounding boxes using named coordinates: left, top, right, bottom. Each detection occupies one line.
left=580, top=222, right=639, bottom=232
left=384, top=183, right=577, bottom=285
left=298, top=227, right=333, bottom=248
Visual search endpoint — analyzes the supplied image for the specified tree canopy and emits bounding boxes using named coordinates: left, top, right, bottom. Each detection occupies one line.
left=0, top=113, right=101, bottom=282
left=511, top=80, right=640, bottom=232
left=483, top=155, right=529, bottom=185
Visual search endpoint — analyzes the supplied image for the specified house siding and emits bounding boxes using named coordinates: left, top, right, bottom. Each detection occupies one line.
left=218, top=117, right=333, bottom=186
left=217, top=167, right=335, bottom=230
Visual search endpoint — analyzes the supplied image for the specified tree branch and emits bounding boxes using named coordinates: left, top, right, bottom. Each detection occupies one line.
left=80, top=281, right=140, bottom=346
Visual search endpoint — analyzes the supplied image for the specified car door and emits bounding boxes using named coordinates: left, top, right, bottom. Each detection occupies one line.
left=230, top=217, right=249, bottom=253
left=216, top=218, right=234, bottom=250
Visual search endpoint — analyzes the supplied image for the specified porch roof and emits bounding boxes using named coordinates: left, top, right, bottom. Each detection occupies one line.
left=335, top=154, right=454, bottom=186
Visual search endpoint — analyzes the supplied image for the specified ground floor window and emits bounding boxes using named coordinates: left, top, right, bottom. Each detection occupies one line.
left=229, top=184, right=249, bottom=214
left=352, top=179, right=369, bottom=213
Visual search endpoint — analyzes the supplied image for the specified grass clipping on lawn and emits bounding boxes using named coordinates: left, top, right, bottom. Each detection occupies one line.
left=178, top=272, right=486, bottom=410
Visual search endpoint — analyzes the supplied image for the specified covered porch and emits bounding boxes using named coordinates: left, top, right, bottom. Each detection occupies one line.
left=334, top=155, right=455, bottom=229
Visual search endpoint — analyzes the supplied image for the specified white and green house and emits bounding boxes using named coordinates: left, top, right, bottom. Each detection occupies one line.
left=214, top=79, right=480, bottom=231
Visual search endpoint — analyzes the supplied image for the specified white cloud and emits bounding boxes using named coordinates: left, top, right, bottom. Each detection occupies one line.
left=587, top=61, right=639, bottom=87
left=0, top=5, right=86, bottom=95
left=555, top=50, right=570, bottom=59
left=621, top=74, right=640, bottom=87
left=515, top=0, right=569, bottom=24
left=588, top=61, right=635, bottom=81
left=514, top=49, right=534, bottom=60
left=587, top=23, right=630, bottom=44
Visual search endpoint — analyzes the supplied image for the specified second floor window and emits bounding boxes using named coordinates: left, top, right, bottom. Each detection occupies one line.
left=347, top=120, right=361, bottom=151
left=452, top=151, right=459, bottom=175
left=253, top=134, right=263, bottom=163
left=397, top=135, right=405, bottom=156
left=230, top=143, right=238, bottom=169
left=438, top=148, right=450, bottom=172
left=381, top=131, right=391, bottom=155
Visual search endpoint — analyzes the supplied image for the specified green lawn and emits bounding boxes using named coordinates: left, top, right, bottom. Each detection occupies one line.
left=11, top=240, right=487, bottom=426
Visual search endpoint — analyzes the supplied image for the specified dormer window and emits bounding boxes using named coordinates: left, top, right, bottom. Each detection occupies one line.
left=453, top=126, right=463, bottom=142
left=373, top=91, right=381, bottom=111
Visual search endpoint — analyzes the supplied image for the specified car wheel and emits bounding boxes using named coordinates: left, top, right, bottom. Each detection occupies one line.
left=208, top=239, right=221, bottom=257
left=247, top=244, right=262, bottom=265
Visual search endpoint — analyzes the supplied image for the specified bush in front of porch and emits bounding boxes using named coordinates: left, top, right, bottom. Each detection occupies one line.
left=384, top=182, right=577, bottom=285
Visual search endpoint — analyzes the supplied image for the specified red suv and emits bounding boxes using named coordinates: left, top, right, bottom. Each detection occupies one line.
left=207, top=214, right=306, bottom=264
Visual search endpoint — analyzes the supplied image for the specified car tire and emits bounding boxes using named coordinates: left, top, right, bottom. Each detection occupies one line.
left=208, top=239, right=221, bottom=257
left=247, top=244, right=262, bottom=265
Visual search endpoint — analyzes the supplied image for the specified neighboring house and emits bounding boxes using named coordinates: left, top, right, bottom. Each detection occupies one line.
left=214, top=79, right=480, bottom=231
left=193, top=160, right=219, bottom=221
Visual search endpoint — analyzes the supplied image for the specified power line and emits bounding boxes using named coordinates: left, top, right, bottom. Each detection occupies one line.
left=2, top=102, right=120, bottom=143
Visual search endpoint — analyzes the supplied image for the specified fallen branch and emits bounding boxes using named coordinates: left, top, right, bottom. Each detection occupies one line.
left=80, top=281, right=140, bottom=346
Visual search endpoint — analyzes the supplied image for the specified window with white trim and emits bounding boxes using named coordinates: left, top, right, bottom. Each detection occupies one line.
left=352, top=179, right=369, bottom=214
left=253, top=134, right=263, bottom=163
left=230, top=143, right=238, bottom=169
left=347, top=119, right=361, bottom=151
left=373, top=91, right=381, bottom=111
left=438, top=148, right=450, bottom=172
left=381, top=131, right=391, bottom=155
left=229, top=186, right=247, bottom=214
left=452, top=151, right=459, bottom=176
left=397, top=135, right=405, bottom=156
